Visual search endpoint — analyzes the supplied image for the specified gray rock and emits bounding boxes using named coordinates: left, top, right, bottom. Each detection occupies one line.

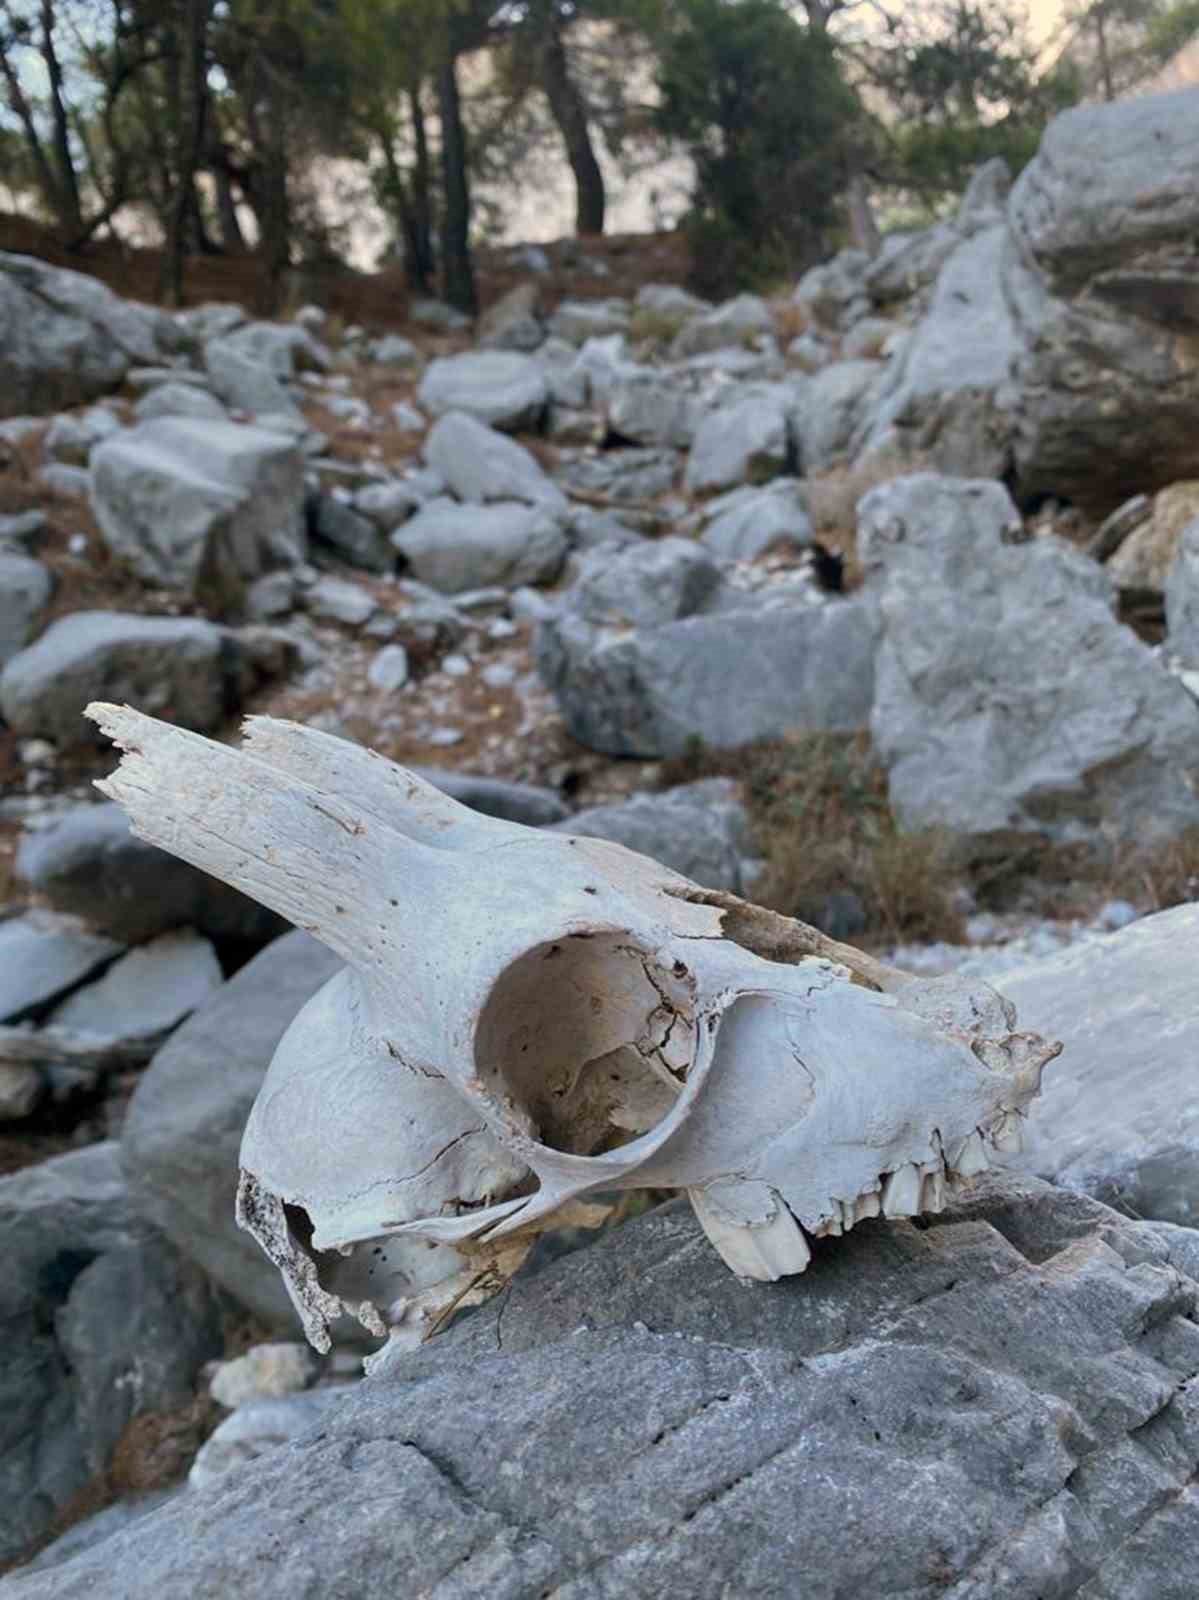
left=555, top=447, right=679, bottom=503
left=417, top=351, right=549, bottom=433
left=366, top=334, right=418, bottom=367
left=304, top=575, right=377, bottom=628
left=0, top=551, right=52, bottom=666
left=244, top=570, right=297, bottom=621
left=413, top=768, right=568, bottom=827
left=125, top=365, right=211, bottom=391
left=423, top=412, right=566, bottom=511
left=120, top=930, right=344, bottom=1325
left=0, top=612, right=238, bottom=748
left=670, top=291, right=774, bottom=358
left=859, top=474, right=1199, bottom=842
left=0, top=911, right=123, bottom=1023
left=547, top=298, right=630, bottom=344
left=854, top=225, right=1020, bottom=478
left=1002, top=903, right=1199, bottom=1227
left=477, top=284, right=545, bottom=353
left=604, top=366, right=698, bottom=449
left=563, top=509, right=640, bottom=554
left=792, top=360, right=881, bottom=474
left=863, top=160, right=1010, bottom=308
left=699, top=479, right=812, bottom=561
left=0, top=253, right=171, bottom=415
left=353, top=479, right=423, bottom=533
left=409, top=299, right=470, bottom=331
left=47, top=929, right=223, bottom=1044
left=684, top=390, right=791, bottom=495
left=42, top=407, right=122, bottom=464
left=11, top=1174, right=1199, bottom=1598
left=208, top=1342, right=321, bottom=1411
left=366, top=644, right=410, bottom=692
left=203, top=337, right=300, bottom=419
left=0, top=1143, right=221, bottom=1565
left=133, top=382, right=227, bottom=424
left=539, top=540, right=876, bottom=757
left=188, top=1393, right=340, bottom=1492
left=39, top=461, right=90, bottom=497
left=217, top=320, right=327, bottom=379
left=795, top=247, right=871, bottom=332
left=1004, top=90, right=1199, bottom=511
left=553, top=778, right=752, bottom=891
left=841, top=316, right=905, bottom=361
left=0, top=1064, right=42, bottom=1121
left=0, top=511, right=47, bottom=550
left=1166, top=516, right=1199, bottom=667
left=14, top=801, right=287, bottom=947
left=19, top=1493, right=177, bottom=1576
left=393, top=499, right=567, bottom=593
left=90, top=418, right=307, bottom=612
left=634, top=283, right=711, bottom=318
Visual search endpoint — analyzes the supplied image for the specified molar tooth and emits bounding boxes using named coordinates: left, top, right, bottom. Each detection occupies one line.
left=853, top=1191, right=881, bottom=1224
left=689, top=1188, right=811, bottom=1281
left=920, top=1164, right=946, bottom=1213
left=950, top=1130, right=990, bottom=1177
left=881, top=1164, right=922, bottom=1218
left=812, top=1212, right=843, bottom=1239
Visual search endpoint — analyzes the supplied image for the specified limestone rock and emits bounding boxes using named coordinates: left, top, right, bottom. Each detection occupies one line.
left=209, top=1343, right=320, bottom=1411
left=671, top=292, right=774, bottom=359
left=10, top=1176, right=1199, bottom=1598
left=0, top=552, right=52, bottom=667
left=119, top=931, right=345, bottom=1325
left=14, top=801, right=287, bottom=947
left=392, top=499, right=567, bottom=593
left=0, top=911, right=123, bottom=1024
left=134, top=382, right=227, bottom=424
left=1107, top=481, right=1199, bottom=592
left=860, top=474, right=1199, bottom=842
left=547, top=298, right=630, bottom=344
left=1166, top=516, right=1199, bottom=666
left=551, top=778, right=753, bottom=892
left=416, top=351, right=549, bottom=433
left=90, top=418, right=307, bottom=611
left=1002, top=903, right=1199, bottom=1227
left=699, top=479, right=812, bottom=562
left=684, top=389, right=791, bottom=495
left=308, top=494, right=394, bottom=574
left=0, top=612, right=239, bottom=748
left=423, top=411, right=566, bottom=511
left=47, top=929, right=223, bottom=1045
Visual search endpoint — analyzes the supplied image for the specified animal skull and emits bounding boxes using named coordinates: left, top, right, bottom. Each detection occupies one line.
left=88, top=704, right=1059, bottom=1356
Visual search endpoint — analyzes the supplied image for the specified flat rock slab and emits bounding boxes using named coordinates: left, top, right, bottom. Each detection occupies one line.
left=416, top=351, right=549, bottom=433
left=48, top=928, right=223, bottom=1044
left=1001, top=903, right=1199, bottom=1227
left=0, top=912, right=123, bottom=1023
left=7, top=1174, right=1199, bottom=1598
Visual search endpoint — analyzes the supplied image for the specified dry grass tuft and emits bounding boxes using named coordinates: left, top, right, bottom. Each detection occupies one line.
left=660, top=731, right=966, bottom=947
left=770, top=298, right=809, bottom=347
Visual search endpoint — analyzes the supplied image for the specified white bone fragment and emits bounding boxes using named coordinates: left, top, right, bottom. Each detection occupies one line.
left=85, top=703, right=1061, bottom=1351
left=948, top=1130, right=990, bottom=1178
left=988, top=1109, right=1026, bottom=1154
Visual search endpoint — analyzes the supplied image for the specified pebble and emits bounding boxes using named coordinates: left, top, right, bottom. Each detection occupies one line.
left=441, top=654, right=471, bottom=677
left=209, top=1342, right=320, bottom=1410
left=367, top=644, right=410, bottom=692
left=425, top=728, right=464, bottom=747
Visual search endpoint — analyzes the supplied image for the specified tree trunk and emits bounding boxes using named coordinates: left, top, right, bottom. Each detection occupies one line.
left=163, top=0, right=210, bottom=304
left=846, top=169, right=880, bottom=258
left=409, top=84, right=435, bottom=289
left=39, top=0, right=83, bottom=236
left=436, top=54, right=476, bottom=316
left=211, top=153, right=248, bottom=251
left=537, top=10, right=605, bottom=236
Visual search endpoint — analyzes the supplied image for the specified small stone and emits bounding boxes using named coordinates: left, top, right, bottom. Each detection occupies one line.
left=367, top=644, right=410, bottom=692
left=209, top=1342, right=320, bottom=1411
left=1095, top=898, right=1139, bottom=931
left=481, top=662, right=516, bottom=689
left=425, top=728, right=463, bottom=746
left=0, top=1061, right=43, bottom=1121
left=20, top=739, right=56, bottom=766
left=441, top=653, right=471, bottom=677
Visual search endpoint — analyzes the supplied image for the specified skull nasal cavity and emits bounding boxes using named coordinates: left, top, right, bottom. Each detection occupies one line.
left=474, top=934, right=696, bottom=1156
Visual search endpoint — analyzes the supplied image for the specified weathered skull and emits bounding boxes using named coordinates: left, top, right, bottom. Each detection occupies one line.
left=89, top=705, right=1059, bottom=1355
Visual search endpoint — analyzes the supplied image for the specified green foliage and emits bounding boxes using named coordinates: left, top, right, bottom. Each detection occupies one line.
left=652, top=0, right=861, bottom=296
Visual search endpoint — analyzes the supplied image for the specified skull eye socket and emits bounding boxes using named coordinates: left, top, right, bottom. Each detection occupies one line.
left=473, top=933, right=696, bottom=1156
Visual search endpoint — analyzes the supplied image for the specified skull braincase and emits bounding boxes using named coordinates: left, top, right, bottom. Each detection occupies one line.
left=87, top=704, right=1059, bottom=1353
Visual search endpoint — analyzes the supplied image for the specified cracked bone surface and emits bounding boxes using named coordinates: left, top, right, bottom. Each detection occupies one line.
left=86, top=702, right=1060, bottom=1354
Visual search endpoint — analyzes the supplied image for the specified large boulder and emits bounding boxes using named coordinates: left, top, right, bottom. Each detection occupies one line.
left=797, top=359, right=885, bottom=473
left=1002, top=91, right=1199, bottom=510
left=9, top=1175, right=1199, bottom=1598
left=0, top=253, right=173, bottom=416
left=699, top=479, right=813, bottom=562
left=119, top=931, right=344, bottom=1326
left=0, top=1144, right=222, bottom=1565
left=0, top=612, right=240, bottom=749
left=422, top=412, right=566, bottom=511
left=859, top=474, right=1199, bottom=842
left=1002, top=903, right=1199, bottom=1227
left=604, top=366, right=699, bottom=450
left=862, top=157, right=1011, bottom=307
left=537, top=540, right=876, bottom=758
left=683, top=389, right=791, bottom=495
left=0, top=552, right=52, bottom=667
left=90, top=418, right=307, bottom=612
left=15, top=801, right=286, bottom=947
left=416, top=351, right=549, bottom=433
left=852, top=224, right=1019, bottom=478
left=670, top=292, right=774, bottom=359
left=0, top=911, right=122, bottom=1024
left=392, top=499, right=567, bottom=593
